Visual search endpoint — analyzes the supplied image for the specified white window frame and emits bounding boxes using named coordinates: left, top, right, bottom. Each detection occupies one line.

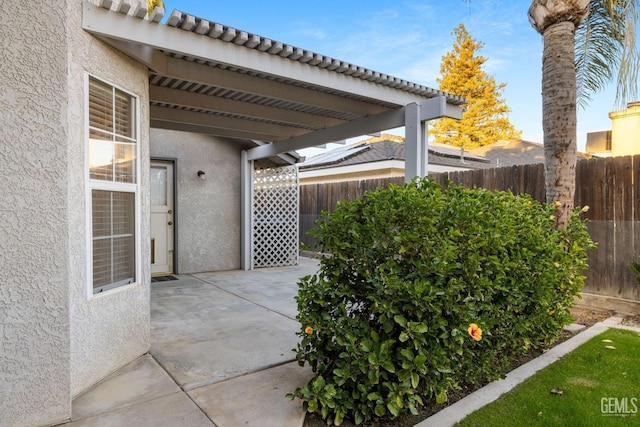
left=84, top=73, right=141, bottom=297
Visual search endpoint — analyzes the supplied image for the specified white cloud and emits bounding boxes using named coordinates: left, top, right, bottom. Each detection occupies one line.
left=401, top=51, right=448, bottom=87
left=293, top=26, right=327, bottom=40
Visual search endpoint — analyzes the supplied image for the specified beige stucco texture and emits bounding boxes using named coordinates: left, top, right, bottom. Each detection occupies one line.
left=68, top=1, right=151, bottom=398
left=610, top=103, right=640, bottom=157
left=0, top=1, right=72, bottom=425
left=1, top=1, right=151, bottom=425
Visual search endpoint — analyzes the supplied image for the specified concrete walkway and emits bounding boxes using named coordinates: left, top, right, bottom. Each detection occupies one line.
left=63, top=258, right=320, bottom=427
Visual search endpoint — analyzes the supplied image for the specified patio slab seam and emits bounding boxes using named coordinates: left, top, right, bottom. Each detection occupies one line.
left=71, top=390, right=181, bottom=422
left=69, top=354, right=182, bottom=422
left=142, top=352, right=218, bottom=425
left=67, top=392, right=214, bottom=427
left=187, top=273, right=299, bottom=321
left=182, top=358, right=301, bottom=392
left=416, top=314, right=632, bottom=427
left=150, top=268, right=311, bottom=392
left=187, top=361, right=312, bottom=427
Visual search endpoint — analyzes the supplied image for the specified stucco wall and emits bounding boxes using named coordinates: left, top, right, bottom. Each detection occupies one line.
left=610, top=105, right=640, bottom=157
left=68, top=1, right=151, bottom=397
left=1, top=2, right=151, bottom=424
left=150, top=129, right=242, bottom=273
left=0, top=0, right=71, bottom=425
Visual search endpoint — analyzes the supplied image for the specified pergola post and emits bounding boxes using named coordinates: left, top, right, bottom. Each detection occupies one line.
left=240, top=150, right=254, bottom=270
left=405, top=102, right=419, bottom=182
left=420, top=120, right=428, bottom=177
left=405, top=97, right=463, bottom=182
left=404, top=102, right=428, bottom=183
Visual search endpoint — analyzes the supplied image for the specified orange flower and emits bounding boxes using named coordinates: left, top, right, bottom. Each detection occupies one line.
left=305, top=326, right=314, bottom=335
left=468, top=323, right=482, bottom=341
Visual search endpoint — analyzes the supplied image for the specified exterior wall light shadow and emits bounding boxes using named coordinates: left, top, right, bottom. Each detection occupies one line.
left=197, top=170, right=206, bottom=180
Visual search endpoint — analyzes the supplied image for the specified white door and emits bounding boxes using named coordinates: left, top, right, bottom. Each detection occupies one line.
left=150, top=160, right=174, bottom=275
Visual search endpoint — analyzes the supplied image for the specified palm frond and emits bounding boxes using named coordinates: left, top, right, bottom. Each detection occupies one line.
left=616, top=0, right=640, bottom=107
left=575, top=0, right=639, bottom=109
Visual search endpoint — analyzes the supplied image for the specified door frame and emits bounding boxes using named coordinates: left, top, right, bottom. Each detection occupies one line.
left=150, top=157, right=178, bottom=274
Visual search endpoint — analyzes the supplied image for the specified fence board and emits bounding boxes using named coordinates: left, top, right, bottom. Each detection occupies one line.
left=634, top=157, right=640, bottom=222
left=614, top=221, right=637, bottom=298
left=299, top=155, right=640, bottom=302
left=614, top=156, right=633, bottom=222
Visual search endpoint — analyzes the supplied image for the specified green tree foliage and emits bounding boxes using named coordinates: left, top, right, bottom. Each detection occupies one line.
left=290, top=179, right=595, bottom=425
left=431, top=24, right=521, bottom=149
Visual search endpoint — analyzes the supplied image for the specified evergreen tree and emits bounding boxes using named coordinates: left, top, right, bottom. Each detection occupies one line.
left=431, top=24, right=521, bottom=149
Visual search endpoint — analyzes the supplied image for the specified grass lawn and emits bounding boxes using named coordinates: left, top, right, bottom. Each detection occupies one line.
left=456, top=328, right=640, bottom=426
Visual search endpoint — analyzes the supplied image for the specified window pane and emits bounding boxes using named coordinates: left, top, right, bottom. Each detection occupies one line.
left=115, top=89, right=135, bottom=138
left=88, top=81, right=136, bottom=184
left=92, top=190, right=111, bottom=238
left=115, top=141, right=136, bottom=183
left=150, top=166, right=167, bottom=206
left=89, top=139, right=114, bottom=181
left=92, top=190, right=135, bottom=292
left=93, top=238, right=112, bottom=289
left=88, top=76, right=138, bottom=293
left=112, top=192, right=135, bottom=235
left=112, top=235, right=135, bottom=284
left=89, top=79, right=113, bottom=133
left=89, top=128, right=111, bottom=141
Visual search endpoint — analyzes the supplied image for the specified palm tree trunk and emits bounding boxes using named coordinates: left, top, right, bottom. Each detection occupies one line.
left=529, top=0, right=589, bottom=228
left=541, top=21, right=578, bottom=228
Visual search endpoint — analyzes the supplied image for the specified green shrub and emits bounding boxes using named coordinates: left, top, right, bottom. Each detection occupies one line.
left=629, top=261, right=640, bottom=285
left=289, top=179, right=595, bottom=425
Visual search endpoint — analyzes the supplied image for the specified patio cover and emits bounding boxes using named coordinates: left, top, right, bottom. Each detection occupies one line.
left=82, top=0, right=465, bottom=268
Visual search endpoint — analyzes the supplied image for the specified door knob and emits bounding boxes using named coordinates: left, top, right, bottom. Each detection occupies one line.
left=168, top=221, right=173, bottom=226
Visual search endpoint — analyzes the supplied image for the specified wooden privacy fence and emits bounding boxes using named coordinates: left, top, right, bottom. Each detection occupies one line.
left=300, top=155, right=640, bottom=304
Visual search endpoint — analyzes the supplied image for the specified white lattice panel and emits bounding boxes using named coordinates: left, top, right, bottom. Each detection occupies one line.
left=253, top=166, right=299, bottom=268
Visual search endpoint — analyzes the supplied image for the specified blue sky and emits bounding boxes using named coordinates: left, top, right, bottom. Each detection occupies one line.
left=169, top=0, right=621, bottom=152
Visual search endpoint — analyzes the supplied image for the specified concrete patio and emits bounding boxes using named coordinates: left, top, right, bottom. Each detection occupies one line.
left=47, top=255, right=640, bottom=427
left=62, top=257, right=320, bottom=427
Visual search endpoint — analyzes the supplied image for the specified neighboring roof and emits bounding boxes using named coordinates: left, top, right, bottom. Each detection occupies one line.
left=83, top=3, right=465, bottom=161
left=469, top=139, right=590, bottom=168
left=299, top=136, right=489, bottom=171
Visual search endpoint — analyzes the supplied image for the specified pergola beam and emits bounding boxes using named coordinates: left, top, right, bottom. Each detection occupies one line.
left=106, top=39, right=168, bottom=73
left=159, top=57, right=385, bottom=117
left=150, top=105, right=310, bottom=139
left=246, top=97, right=462, bottom=161
left=149, top=86, right=347, bottom=129
left=246, top=108, right=406, bottom=161
left=250, top=140, right=300, bottom=165
left=149, top=120, right=282, bottom=142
